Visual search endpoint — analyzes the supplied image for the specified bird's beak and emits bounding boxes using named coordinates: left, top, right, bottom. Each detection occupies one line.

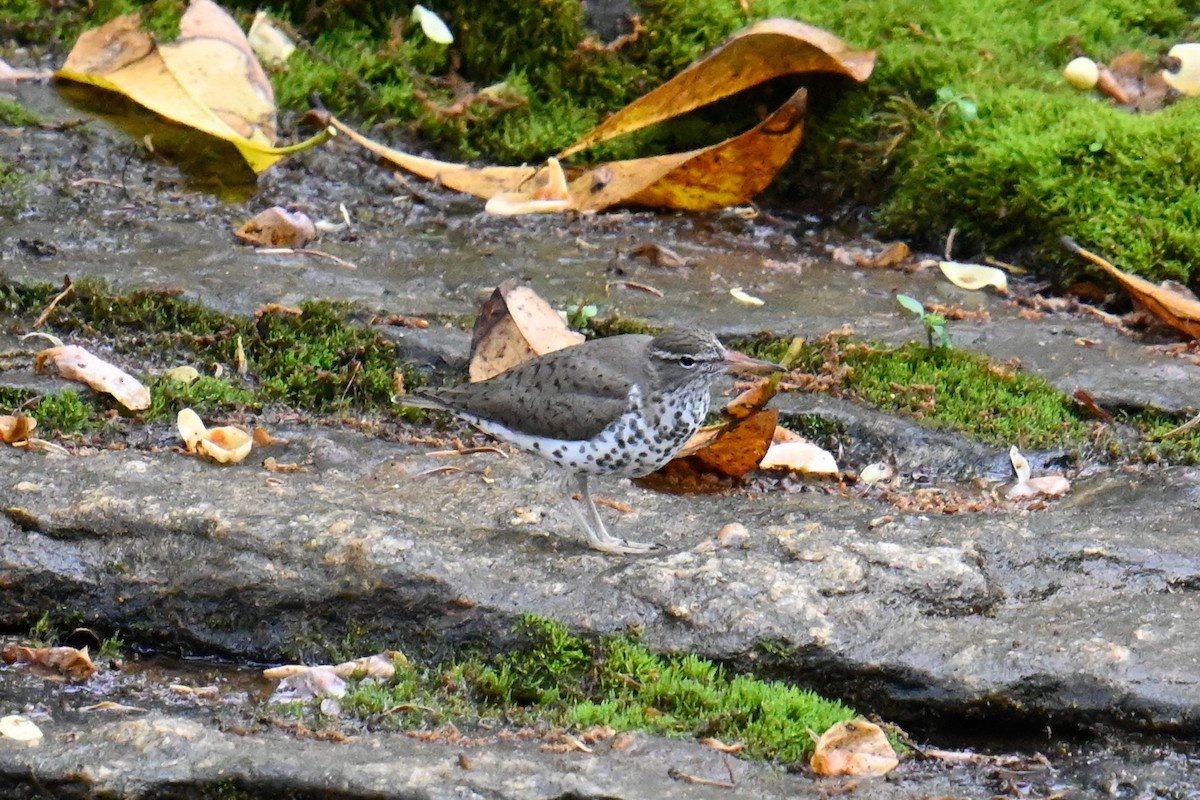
left=722, top=348, right=784, bottom=374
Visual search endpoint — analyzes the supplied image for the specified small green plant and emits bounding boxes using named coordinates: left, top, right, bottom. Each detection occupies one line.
left=564, top=300, right=599, bottom=334
left=896, top=294, right=951, bottom=349
left=27, top=612, right=58, bottom=647
left=99, top=633, right=126, bottom=661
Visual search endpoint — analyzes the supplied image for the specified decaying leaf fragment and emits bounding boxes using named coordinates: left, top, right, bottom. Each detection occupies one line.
left=1006, top=445, right=1070, bottom=499
left=1063, top=237, right=1200, bottom=338
left=467, top=279, right=584, bottom=382
left=177, top=408, right=253, bottom=464
left=939, top=261, right=1008, bottom=293
left=2, top=643, right=98, bottom=680
left=323, top=18, right=874, bottom=213
left=0, top=414, right=37, bottom=445
left=810, top=719, right=898, bottom=777
left=758, top=440, right=839, bottom=475
left=54, top=0, right=333, bottom=173
left=35, top=345, right=151, bottom=410
left=235, top=206, right=317, bottom=247
left=0, top=715, right=43, bottom=744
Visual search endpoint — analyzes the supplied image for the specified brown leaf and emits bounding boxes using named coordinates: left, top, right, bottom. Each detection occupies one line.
left=0, top=414, right=37, bottom=445
left=325, top=18, right=874, bottom=213
left=810, top=720, right=898, bottom=777
left=1063, top=237, right=1200, bottom=338
left=559, top=18, right=875, bottom=158
left=35, top=345, right=151, bottom=410
left=2, top=644, right=98, bottom=680
left=236, top=206, right=317, bottom=247
left=468, top=280, right=584, bottom=382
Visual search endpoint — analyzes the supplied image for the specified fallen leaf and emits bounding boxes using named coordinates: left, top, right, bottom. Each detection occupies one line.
left=483, top=156, right=572, bottom=215
left=810, top=719, right=898, bottom=777
left=559, top=18, right=875, bottom=158
left=247, top=11, right=295, bottom=66
left=1007, top=474, right=1071, bottom=499
left=0, top=414, right=37, bottom=445
left=468, top=280, right=584, bottom=382
left=628, top=242, right=689, bottom=267
left=1064, top=238, right=1200, bottom=337
left=411, top=4, right=454, bottom=45
left=177, top=408, right=253, bottom=464
left=939, top=261, right=1008, bottom=292
left=1162, top=42, right=1200, bottom=96
left=759, top=440, right=839, bottom=475
left=55, top=0, right=333, bottom=174
left=35, top=345, right=151, bottom=410
left=870, top=241, right=910, bottom=267
left=2, top=644, right=97, bottom=680
left=235, top=206, right=317, bottom=247
left=0, top=715, right=43, bottom=744
left=269, top=666, right=346, bottom=702
left=323, top=18, right=874, bottom=213
left=730, top=287, right=765, bottom=306
left=163, top=365, right=201, bottom=384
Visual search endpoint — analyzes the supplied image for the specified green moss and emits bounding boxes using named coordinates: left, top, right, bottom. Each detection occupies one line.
left=1, top=279, right=421, bottom=434
left=330, top=615, right=860, bottom=764
left=0, top=158, right=34, bottom=218
left=841, top=341, right=1089, bottom=448
left=0, top=99, right=41, bottom=127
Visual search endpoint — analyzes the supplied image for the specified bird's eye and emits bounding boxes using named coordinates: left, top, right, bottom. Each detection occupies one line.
left=679, top=356, right=697, bottom=369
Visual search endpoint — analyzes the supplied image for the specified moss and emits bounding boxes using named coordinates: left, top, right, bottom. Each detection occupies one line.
left=839, top=342, right=1089, bottom=448
left=2, top=278, right=421, bottom=434
left=0, top=98, right=41, bottom=127
left=331, top=615, right=860, bottom=764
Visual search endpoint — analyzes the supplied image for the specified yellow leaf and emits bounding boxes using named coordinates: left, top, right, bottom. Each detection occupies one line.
left=558, top=18, right=875, bottom=159
left=55, top=0, right=332, bottom=174
left=327, top=18, right=873, bottom=213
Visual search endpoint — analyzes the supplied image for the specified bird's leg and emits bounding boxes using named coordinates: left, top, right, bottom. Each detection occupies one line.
left=565, top=473, right=657, bottom=554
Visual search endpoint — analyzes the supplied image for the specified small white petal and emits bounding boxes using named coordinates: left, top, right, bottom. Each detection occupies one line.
left=412, top=5, right=454, bottom=44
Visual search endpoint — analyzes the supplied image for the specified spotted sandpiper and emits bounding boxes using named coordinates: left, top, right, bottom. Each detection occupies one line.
left=403, top=327, right=780, bottom=554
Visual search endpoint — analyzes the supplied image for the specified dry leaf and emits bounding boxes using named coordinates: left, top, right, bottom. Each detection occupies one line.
left=235, top=206, right=317, bottom=247
left=323, top=18, right=874, bottom=213
left=0, top=715, right=43, bottom=743
left=1064, top=238, right=1200, bottom=338
left=730, top=287, right=765, bottom=306
left=483, top=156, right=571, bottom=215
left=163, top=365, right=201, bottom=384
left=269, top=667, right=346, bottom=701
left=35, top=345, right=151, bottom=410
left=1162, top=42, right=1200, bottom=96
left=2, top=643, right=98, bottom=680
left=1007, top=474, right=1071, bottom=499
left=759, top=440, right=839, bottom=475
left=938, top=261, right=1008, bottom=292
left=247, top=11, right=295, bottom=66
left=55, top=0, right=332, bottom=173
left=559, top=18, right=875, bottom=158
left=468, top=280, right=584, bottom=382
left=810, top=720, right=898, bottom=777
left=1009, top=445, right=1032, bottom=484
left=177, top=408, right=253, bottom=464
left=0, top=414, right=37, bottom=445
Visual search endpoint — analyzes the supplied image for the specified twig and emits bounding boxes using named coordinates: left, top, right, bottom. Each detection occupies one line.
left=255, top=247, right=359, bottom=270
left=667, top=767, right=736, bottom=789
left=31, top=277, right=74, bottom=329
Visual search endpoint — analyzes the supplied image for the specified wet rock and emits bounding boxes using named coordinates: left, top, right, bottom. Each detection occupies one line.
left=3, top=429, right=1200, bottom=738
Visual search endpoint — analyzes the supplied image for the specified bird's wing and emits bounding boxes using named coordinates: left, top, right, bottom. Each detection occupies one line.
left=421, top=337, right=651, bottom=441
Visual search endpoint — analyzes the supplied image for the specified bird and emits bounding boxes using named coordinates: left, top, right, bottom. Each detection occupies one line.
left=402, top=327, right=781, bottom=554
